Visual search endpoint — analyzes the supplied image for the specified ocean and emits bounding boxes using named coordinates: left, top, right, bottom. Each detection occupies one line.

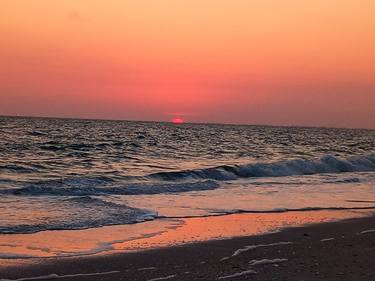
left=0, top=116, right=374, bottom=234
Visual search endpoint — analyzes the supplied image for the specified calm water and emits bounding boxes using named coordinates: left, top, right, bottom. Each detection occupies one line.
left=0, top=116, right=375, bottom=234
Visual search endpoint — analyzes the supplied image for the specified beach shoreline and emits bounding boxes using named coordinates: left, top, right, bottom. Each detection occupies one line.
left=1, top=210, right=374, bottom=280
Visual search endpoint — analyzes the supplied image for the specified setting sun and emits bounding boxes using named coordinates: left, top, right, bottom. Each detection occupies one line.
left=172, top=118, right=184, bottom=124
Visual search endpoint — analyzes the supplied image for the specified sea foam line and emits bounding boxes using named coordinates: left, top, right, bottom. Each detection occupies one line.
left=248, top=258, right=288, bottom=266
left=320, top=238, right=335, bottom=242
left=137, top=267, right=157, bottom=271
left=221, top=241, right=292, bottom=261
left=232, top=241, right=293, bottom=257
left=147, top=275, right=175, bottom=281
left=360, top=229, right=375, bottom=234
left=217, top=269, right=257, bottom=279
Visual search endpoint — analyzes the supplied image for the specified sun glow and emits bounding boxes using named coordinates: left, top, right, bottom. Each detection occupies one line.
left=172, top=118, right=184, bottom=124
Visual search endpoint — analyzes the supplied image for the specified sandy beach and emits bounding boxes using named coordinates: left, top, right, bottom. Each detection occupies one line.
left=1, top=210, right=374, bottom=281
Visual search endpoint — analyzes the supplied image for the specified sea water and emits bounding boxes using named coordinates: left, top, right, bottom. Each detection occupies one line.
left=0, top=116, right=374, bottom=234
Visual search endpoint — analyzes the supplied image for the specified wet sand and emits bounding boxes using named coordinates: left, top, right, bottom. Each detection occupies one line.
left=0, top=210, right=368, bottom=259
left=0, top=211, right=374, bottom=280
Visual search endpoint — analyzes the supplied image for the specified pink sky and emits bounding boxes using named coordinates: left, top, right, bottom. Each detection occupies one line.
left=0, top=1, right=374, bottom=128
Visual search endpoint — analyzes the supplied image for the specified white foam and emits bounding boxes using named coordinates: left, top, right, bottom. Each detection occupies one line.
left=217, top=269, right=257, bottom=279
left=147, top=275, right=175, bottom=281
left=360, top=229, right=375, bottom=234
left=231, top=241, right=292, bottom=258
left=320, top=238, right=335, bottom=242
left=151, top=154, right=375, bottom=181
left=0, top=271, right=120, bottom=281
left=248, top=258, right=288, bottom=266
left=138, top=267, right=157, bottom=271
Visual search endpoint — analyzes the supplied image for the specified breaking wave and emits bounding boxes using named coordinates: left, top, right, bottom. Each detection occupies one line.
left=149, top=154, right=375, bottom=181
left=0, top=196, right=157, bottom=234
left=1, top=154, right=374, bottom=197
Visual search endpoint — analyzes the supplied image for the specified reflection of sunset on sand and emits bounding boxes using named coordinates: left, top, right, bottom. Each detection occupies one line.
left=116, top=210, right=369, bottom=252
left=0, top=210, right=369, bottom=264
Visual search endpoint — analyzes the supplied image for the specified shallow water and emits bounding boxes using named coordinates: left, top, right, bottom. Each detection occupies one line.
left=0, top=116, right=374, bottom=234
left=0, top=210, right=368, bottom=259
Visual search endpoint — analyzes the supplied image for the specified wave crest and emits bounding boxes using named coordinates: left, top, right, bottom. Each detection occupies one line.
left=149, top=154, right=375, bottom=181
left=1, top=154, right=374, bottom=197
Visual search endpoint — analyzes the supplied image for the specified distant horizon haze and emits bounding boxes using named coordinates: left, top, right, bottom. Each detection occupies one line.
left=1, top=114, right=374, bottom=131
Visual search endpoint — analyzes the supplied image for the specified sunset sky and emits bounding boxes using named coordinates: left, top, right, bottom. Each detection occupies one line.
left=1, top=0, right=374, bottom=128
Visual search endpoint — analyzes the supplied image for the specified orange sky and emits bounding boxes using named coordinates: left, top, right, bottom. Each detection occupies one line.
left=1, top=0, right=374, bottom=128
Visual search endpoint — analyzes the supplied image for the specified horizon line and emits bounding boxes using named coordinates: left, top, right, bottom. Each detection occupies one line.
left=0, top=114, right=374, bottom=131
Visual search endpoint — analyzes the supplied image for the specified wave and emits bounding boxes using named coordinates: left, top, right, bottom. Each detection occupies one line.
left=0, top=164, right=38, bottom=173
left=1, top=179, right=220, bottom=197
left=1, top=154, right=374, bottom=197
left=3, top=195, right=374, bottom=234
left=38, top=141, right=142, bottom=152
left=149, top=154, right=375, bottom=181
left=157, top=205, right=375, bottom=219
left=215, top=205, right=375, bottom=215
left=0, top=196, right=157, bottom=234
left=29, top=130, right=47, bottom=136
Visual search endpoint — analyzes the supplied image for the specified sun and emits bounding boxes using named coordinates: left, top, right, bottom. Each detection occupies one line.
left=172, top=117, right=184, bottom=124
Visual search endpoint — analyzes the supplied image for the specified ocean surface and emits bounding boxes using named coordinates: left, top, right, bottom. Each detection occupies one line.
left=0, top=116, right=375, bottom=234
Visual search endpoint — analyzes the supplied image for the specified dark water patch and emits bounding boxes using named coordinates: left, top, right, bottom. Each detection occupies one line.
left=29, top=130, right=47, bottom=136
left=0, top=164, right=36, bottom=173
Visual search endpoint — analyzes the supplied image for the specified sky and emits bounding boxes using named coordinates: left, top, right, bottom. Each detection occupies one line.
left=0, top=0, right=374, bottom=128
